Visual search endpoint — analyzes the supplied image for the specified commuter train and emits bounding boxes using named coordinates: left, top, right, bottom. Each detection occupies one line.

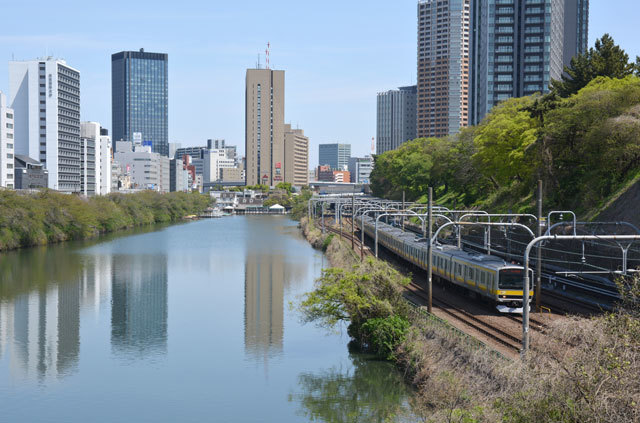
left=357, top=216, right=533, bottom=313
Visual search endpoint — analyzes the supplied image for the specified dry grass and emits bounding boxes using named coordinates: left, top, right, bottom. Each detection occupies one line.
left=300, top=219, right=640, bottom=422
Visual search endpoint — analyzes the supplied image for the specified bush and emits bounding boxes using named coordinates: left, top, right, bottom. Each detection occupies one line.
left=361, top=315, right=410, bottom=361
left=321, top=234, right=334, bottom=252
left=0, top=190, right=211, bottom=251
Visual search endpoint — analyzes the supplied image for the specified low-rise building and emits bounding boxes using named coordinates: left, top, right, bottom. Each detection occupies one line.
left=14, top=155, right=47, bottom=189
left=317, top=165, right=334, bottom=182
left=220, top=167, right=244, bottom=183
left=332, top=170, right=350, bottom=183
left=114, top=140, right=170, bottom=192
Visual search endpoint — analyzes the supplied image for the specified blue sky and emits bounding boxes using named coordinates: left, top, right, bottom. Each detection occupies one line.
left=0, top=0, right=637, bottom=167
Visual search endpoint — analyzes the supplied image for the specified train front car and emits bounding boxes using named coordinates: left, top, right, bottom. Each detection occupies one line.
left=495, top=267, right=534, bottom=313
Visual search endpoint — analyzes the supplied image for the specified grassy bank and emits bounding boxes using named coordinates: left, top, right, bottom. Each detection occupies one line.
left=299, top=218, right=640, bottom=422
left=0, top=189, right=211, bottom=251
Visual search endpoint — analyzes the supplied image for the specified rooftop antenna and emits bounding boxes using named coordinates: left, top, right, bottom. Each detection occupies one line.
left=371, top=137, right=375, bottom=155
left=257, top=51, right=261, bottom=69
left=266, top=42, right=270, bottom=70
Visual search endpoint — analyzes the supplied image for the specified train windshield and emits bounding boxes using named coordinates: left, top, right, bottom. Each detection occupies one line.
left=499, top=269, right=524, bottom=289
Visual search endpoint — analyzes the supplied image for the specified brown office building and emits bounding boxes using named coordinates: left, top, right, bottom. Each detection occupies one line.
left=283, top=124, right=309, bottom=186
left=245, top=68, right=285, bottom=186
left=417, top=0, right=470, bottom=138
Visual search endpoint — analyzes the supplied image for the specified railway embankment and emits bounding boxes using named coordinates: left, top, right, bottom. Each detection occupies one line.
left=298, top=216, right=640, bottom=422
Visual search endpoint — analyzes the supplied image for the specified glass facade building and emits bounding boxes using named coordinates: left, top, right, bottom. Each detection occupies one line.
left=112, top=50, right=168, bottom=156
left=318, top=143, right=351, bottom=171
left=470, top=0, right=588, bottom=125
left=377, top=86, right=417, bottom=154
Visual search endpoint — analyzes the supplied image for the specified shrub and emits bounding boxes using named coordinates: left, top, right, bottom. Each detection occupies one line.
left=361, top=315, right=410, bottom=361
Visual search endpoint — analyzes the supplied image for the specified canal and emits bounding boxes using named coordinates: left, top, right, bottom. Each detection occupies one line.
left=0, top=216, right=416, bottom=422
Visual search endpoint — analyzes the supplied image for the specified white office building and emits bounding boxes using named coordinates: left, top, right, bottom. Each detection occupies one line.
left=9, top=57, right=81, bottom=192
left=80, top=122, right=112, bottom=195
left=0, top=92, right=15, bottom=188
left=203, top=149, right=235, bottom=183
left=348, top=156, right=374, bottom=184
left=99, top=130, right=112, bottom=194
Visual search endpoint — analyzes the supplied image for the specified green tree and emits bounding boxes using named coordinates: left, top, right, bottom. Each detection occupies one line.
left=473, top=96, right=540, bottom=188
left=552, top=34, right=635, bottom=97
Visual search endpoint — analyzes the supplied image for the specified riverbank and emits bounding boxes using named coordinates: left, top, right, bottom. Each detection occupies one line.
left=298, top=217, right=640, bottom=422
left=0, top=190, right=211, bottom=252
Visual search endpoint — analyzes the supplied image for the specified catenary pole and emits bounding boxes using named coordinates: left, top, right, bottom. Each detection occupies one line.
left=427, top=187, right=433, bottom=313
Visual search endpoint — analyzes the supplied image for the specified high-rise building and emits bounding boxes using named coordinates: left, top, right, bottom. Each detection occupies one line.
left=245, top=68, right=285, bottom=186
left=348, top=156, right=374, bottom=184
left=417, top=0, right=471, bottom=138
left=0, top=92, right=15, bottom=188
left=9, top=57, right=81, bottom=192
left=80, top=122, right=112, bottom=195
left=470, top=0, right=589, bottom=124
left=376, top=86, right=417, bottom=154
left=318, top=143, right=351, bottom=170
left=563, top=0, right=589, bottom=68
left=112, top=49, right=168, bottom=156
left=99, top=128, right=112, bottom=195
left=80, top=128, right=96, bottom=196
left=283, top=124, right=309, bottom=186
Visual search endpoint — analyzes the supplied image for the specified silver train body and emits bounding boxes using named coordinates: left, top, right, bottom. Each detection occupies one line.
left=357, top=216, right=533, bottom=313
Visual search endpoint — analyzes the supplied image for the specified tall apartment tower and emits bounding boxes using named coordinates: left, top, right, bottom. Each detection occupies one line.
left=471, top=0, right=588, bottom=124
left=283, top=124, right=309, bottom=186
left=417, top=0, right=471, bottom=138
left=245, top=68, right=285, bottom=186
left=0, top=92, right=15, bottom=188
left=112, top=49, right=169, bottom=156
left=9, top=58, right=81, bottom=192
left=563, top=0, right=589, bottom=66
left=376, top=85, right=417, bottom=154
left=318, top=143, right=351, bottom=170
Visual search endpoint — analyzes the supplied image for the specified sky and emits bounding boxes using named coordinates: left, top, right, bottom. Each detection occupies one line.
left=0, top=0, right=638, bottom=167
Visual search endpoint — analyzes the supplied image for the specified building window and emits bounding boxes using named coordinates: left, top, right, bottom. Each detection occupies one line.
left=6, top=154, right=12, bottom=159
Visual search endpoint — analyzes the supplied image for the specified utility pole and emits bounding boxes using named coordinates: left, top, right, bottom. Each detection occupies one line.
left=536, top=180, right=543, bottom=312
left=351, top=187, right=355, bottom=250
left=427, top=187, right=433, bottom=313
left=402, top=191, right=405, bottom=231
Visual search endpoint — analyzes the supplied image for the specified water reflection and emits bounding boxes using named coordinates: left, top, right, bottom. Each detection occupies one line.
left=110, top=254, right=168, bottom=359
left=243, top=219, right=310, bottom=362
left=0, top=281, right=80, bottom=381
left=290, top=353, right=413, bottom=423
left=0, top=244, right=169, bottom=380
left=244, top=252, right=285, bottom=359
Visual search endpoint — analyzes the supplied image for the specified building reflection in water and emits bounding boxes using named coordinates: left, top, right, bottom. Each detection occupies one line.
left=0, top=280, right=80, bottom=382
left=110, top=254, right=168, bottom=359
left=0, top=249, right=169, bottom=380
left=243, top=231, right=309, bottom=362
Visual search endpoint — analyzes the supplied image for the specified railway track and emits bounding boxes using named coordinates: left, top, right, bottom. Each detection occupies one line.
left=323, top=219, right=556, bottom=355
left=406, top=283, right=522, bottom=353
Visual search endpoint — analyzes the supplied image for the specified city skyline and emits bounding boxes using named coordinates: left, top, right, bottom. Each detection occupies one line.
left=0, top=0, right=637, bottom=167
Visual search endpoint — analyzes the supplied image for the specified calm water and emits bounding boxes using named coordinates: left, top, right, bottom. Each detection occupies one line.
left=0, top=216, right=415, bottom=422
